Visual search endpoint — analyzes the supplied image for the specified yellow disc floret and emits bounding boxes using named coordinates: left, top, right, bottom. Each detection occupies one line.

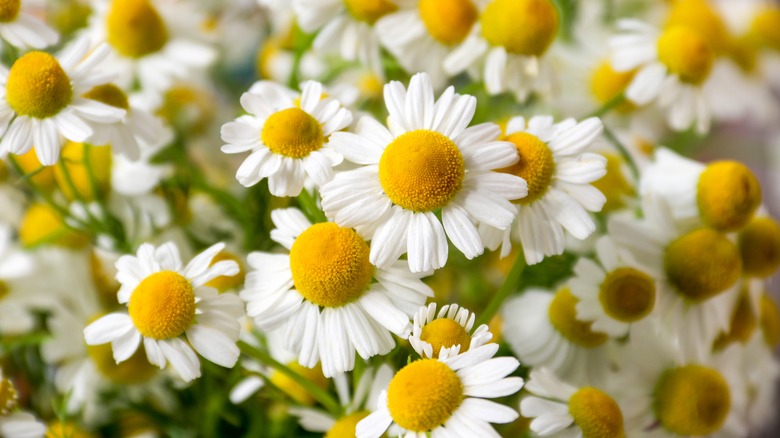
left=0, top=0, right=20, bottom=22
left=420, top=318, right=472, bottom=357
left=760, top=294, right=780, bottom=348
left=499, top=132, right=554, bottom=205
left=269, top=362, right=328, bottom=405
left=128, top=271, right=195, bottom=340
left=418, top=0, right=478, bottom=46
left=86, top=342, right=157, bottom=384
left=591, top=154, right=633, bottom=212
left=261, top=108, right=324, bottom=158
left=664, top=229, right=741, bottom=302
left=344, top=0, right=397, bottom=24
left=386, top=359, right=463, bottom=432
left=0, top=377, right=18, bottom=415
left=697, top=161, right=761, bottom=232
left=106, top=0, right=168, bottom=58
left=549, top=288, right=608, bottom=348
left=379, top=130, right=465, bottom=212
left=568, top=387, right=625, bottom=438
left=83, top=84, right=130, bottom=110
left=751, top=7, right=780, bottom=52
left=599, top=267, right=655, bottom=323
left=54, top=142, right=113, bottom=202
left=714, top=289, right=756, bottom=350
left=589, top=61, right=636, bottom=113
left=325, top=411, right=371, bottom=438
left=204, top=251, right=245, bottom=292
left=6, top=52, right=72, bottom=119
left=290, top=223, right=373, bottom=308
left=654, top=365, right=731, bottom=436
left=481, top=0, right=559, bottom=56
left=739, top=217, right=780, bottom=277
left=19, top=202, right=88, bottom=249
left=664, top=0, right=730, bottom=54
left=657, top=26, right=714, bottom=85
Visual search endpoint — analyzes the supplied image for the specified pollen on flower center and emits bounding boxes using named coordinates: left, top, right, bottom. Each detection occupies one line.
left=599, top=267, right=655, bottom=323
left=344, top=0, right=397, bottom=24
left=568, top=387, right=625, bottom=438
left=738, top=217, right=780, bottom=278
left=654, top=365, right=731, bottom=436
left=128, top=271, right=195, bottom=340
left=289, top=223, right=373, bottom=308
left=0, top=377, right=18, bottom=415
left=261, top=108, right=324, bottom=158
left=83, top=84, right=130, bottom=110
left=6, top=52, right=73, bottom=119
left=697, top=161, right=762, bottom=232
left=379, top=129, right=465, bottom=212
left=480, top=0, right=559, bottom=56
left=0, top=0, right=20, bottom=22
left=86, top=342, right=157, bottom=384
left=549, top=288, right=608, bottom=348
left=499, top=132, right=554, bottom=205
left=418, top=0, right=478, bottom=46
left=106, top=0, right=169, bottom=58
left=657, top=26, right=714, bottom=85
left=420, top=318, right=472, bottom=357
left=590, top=61, right=636, bottom=113
left=325, top=411, right=370, bottom=438
left=386, top=359, right=463, bottom=432
left=664, top=229, right=741, bottom=303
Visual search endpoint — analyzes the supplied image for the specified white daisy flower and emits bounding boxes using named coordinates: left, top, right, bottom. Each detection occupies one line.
left=357, top=343, right=523, bottom=438
left=83, top=242, right=244, bottom=382
left=0, top=0, right=58, bottom=49
left=569, top=236, right=658, bottom=338
left=220, top=80, right=352, bottom=195
left=479, top=115, right=606, bottom=266
left=241, top=207, right=433, bottom=377
left=520, top=367, right=627, bottom=437
left=408, top=302, right=492, bottom=359
left=0, top=368, right=46, bottom=438
left=0, top=37, right=126, bottom=165
left=320, top=72, right=526, bottom=272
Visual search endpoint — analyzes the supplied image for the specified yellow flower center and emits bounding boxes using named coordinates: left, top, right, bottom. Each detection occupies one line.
left=0, top=0, right=20, bottom=22
left=54, top=142, right=113, bottom=202
left=128, top=271, right=196, bottom=340
left=83, top=84, right=130, bottom=111
left=599, top=267, right=655, bottom=323
left=261, top=108, right=324, bottom=158
left=106, top=0, right=169, bottom=58
left=6, top=52, right=73, bottom=119
left=289, top=223, right=373, bottom=308
left=664, top=0, right=730, bottom=54
left=344, top=0, right=397, bottom=24
left=729, top=35, right=759, bottom=74
left=418, top=0, right=478, bottom=46
left=498, top=132, right=554, bottom=205
left=386, top=359, right=463, bottom=432
left=568, top=387, right=625, bottom=438
left=657, top=26, right=714, bottom=85
left=549, top=288, right=608, bottom=348
left=157, top=85, right=215, bottom=133
left=269, top=362, right=328, bottom=406
left=664, top=229, right=741, bottom=303
left=760, top=294, right=780, bottom=348
left=420, top=318, right=472, bottom=357
left=591, top=154, right=633, bottom=212
left=714, top=289, right=756, bottom=350
left=0, top=378, right=18, bottom=415
left=697, top=161, right=761, bottom=232
left=86, top=342, right=157, bottom=384
left=738, top=217, right=780, bottom=278
left=325, top=411, right=371, bottom=438
left=13, top=149, right=57, bottom=191
left=46, top=422, right=95, bottom=438
left=19, top=202, right=88, bottom=249
left=480, top=0, right=559, bottom=56
left=589, top=61, right=636, bottom=113
left=204, top=251, right=245, bottom=292
left=654, top=365, right=730, bottom=436
left=379, top=130, right=465, bottom=212
left=751, top=7, right=780, bottom=52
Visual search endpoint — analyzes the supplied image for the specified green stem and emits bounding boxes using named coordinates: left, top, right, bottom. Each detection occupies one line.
left=297, top=188, right=327, bottom=223
left=238, top=341, right=342, bottom=416
left=601, top=123, right=640, bottom=181
left=588, top=93, right=626, bottom=119
left=475, top=250, right=526, bottom=327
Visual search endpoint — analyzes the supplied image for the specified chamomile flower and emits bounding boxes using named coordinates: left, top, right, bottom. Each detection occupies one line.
left=737, top=216, right=780, bottom=278
left=520, top=367, right=626, bottom=437
left=0, top=37, right=126, bottom=165
left=479, top=115, right=607, bottom=266
left=0, top=368, right=46, bottom=438
left=357, top=343, right=523, bottom=438
left=220, top=80, right=352, bottom=195
left=408, top=303, right=492, bottom=359
left=0, top=0, right=58, bottom=49
left=241, top=208, right=433, bottom=377
left=320, top=72, right=526, bottom=272
left=83, top=242, right=244, bottom=382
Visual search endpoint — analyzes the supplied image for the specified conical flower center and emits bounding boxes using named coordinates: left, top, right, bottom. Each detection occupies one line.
left=654, top=365, right=730, bottom=436
left=106, top=0, right=169, bottom=58
left=86, top=342, right=157, bottom=384
left=480, top=0, right=559, bottom=56
left=269, top=362, right=328, bottom=406
left=664, top=0, right=730, bottom=54
left=0, top=0, right=20, bottom=22
left=499, top=132, right=554, bottom=205
left=325, top=411, right=371, bottom=438
left=344, top=0, right=397, bottom=24
left=751, top=7, right=780, bottom=52
left=420, top=318, right=472, bottom=357
left=261, top=107, right=324, bottom=158
left=664, top=229, right=741, bottom=302
left=657, top=26, right=714, bottom=85
left=568, top=387, right=625, bottom=438
left=591, top=154, right=633, bottom=212
left=697, top=161, right=761, bottom=232
left=599, top=267, right=655, bottom=323
left=128, top=271, right=195, bottom=340
left=760, top=294, right=780, bottom=348
left=379, top=130, right=465, bottom=212
left=714, top=289, right=756, bottom=350
left=0, top=378, right=18, bottom=415
left=83, top=84, right=130, bottom=110
left=549, top=288, right=608, bottom=348
left=6, top=52, right=73, bottom=119
left=289, top=223, right=373, bottom=308
left=418, top=0, right=478, bottom=46
left=387, top=359, right=463, bottom=432
left=738, top=217, right=780, bottom=278
left=589, top=61, right=636, bottom=113
left=204, top=251, right=246, bottom=292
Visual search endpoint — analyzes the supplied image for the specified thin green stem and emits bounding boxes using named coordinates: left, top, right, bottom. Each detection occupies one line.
left=602, top=123, right=640, bottom=181
left=475, top=250, right=526, bottom=327
left=297, top=188, right=327, bottom=223
left=588, top=93, right=626, bottom=119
